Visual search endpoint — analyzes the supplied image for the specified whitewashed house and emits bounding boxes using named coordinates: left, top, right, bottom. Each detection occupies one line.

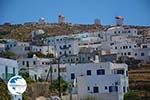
left=0, top=57, right=19, bottom=81
left=46, top=35, right=80, bottom=57
left=133, top=43, right=150, bottom=63
left=18, top=55, right=54, bottom=80
left=0, top=57, right=22, bottom=100
left=106, top=26, right=138, bottom=41
left=9, top=42, right=31, bottom=57
left=31, top=45, right=55, bottom=55
left=73, top=32, right=106, bottom=46
left=0, top=39, right=17, bottom=52
left=65, top=62, right=128, bottom=100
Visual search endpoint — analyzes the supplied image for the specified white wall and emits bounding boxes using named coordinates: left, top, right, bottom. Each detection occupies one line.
left=0, top=57, right=19, bottom=80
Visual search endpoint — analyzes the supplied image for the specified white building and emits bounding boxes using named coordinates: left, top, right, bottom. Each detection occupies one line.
left=58, top=14, right=65, bottom=24
left=0, top=57, right=22, bottom=100
left=115, top=16, right=124, bottom=26
left=0, top=57, right=19, bottom=81
left=31, top=29, right=45, bottom=40
left=106, top=26, right=138, bottom=41
left=31, top=45, right=55, bottom=55
left=18, top=55, right=128, bottom=100
left=9, top=42, right=31, bottom=57
left=100, top=35, right=150, bottom=63
left=39, top=17, right=45, bottom=24
left=73, top=32, right=106, bottom=45
left=133, top=43, right=150, bottom=63
left=18, top=55, right=55, bottom=80
left=46, top=35, right=80, bottom=57
left=65, top=62, right=128, bottom=100
left=0, top=39, right=17, bottom=51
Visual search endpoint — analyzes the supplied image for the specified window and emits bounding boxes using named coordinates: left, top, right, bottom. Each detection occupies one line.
left=5, top=66, right=8, bottom=80
left=141, top=53, right=144, bottom=56
left=109, top=86, right=118, bottom=92
left=76, top=58, right=79, bottom=61
left=87, top=70, right=91, bottom=76
left=88, top=87, right=90, bottom=91
left=135, top=53, right=137, bottom=56
left=126, top=71, right=128, bottom=76
left=123, top=87, right=126, bottom=93
left=126, top=46, right=128, bottom=49
left=105, top=86, right=108, bottom=90
left=93, top=86, right=99, bottom=93
left=97, top=69, right=105, bottom=75
left=115, top=46, right=117, bottom=49
left=33, top=61, right=36, bottom=65
left=134, top=45, right=136, bottom=48
left=71, top=59, right=73, bottom=62
left=121, top=53, right=123, bottom=56
left=124, top=53, right=126, bottom=56
left=71, top=73, right=75, bottom=80
left=123, top=46, right=125, bottom=49
left=143, top=45, right=147, bottom=48
left=63, top=45, right=67, bottom=48
left=128, top=30, right=131, bottom=33
left=117, top=69, right=124, bottom=75
left=45, top=70, right=47, bottom=72
left=129, top=46, right=131, bottom=48
left=69, top=51, right=71, bottom=54
left=34, top=75, right=37, bottom=81
left=88, top=57, right=91, bottom=60
left=59, top=52, right=62, bottom=55
left=54, top=69, right=57, bottom=72
left=110, top=43, right=114, bottom=45
left=22, top=61, right=25, bottom=65
left=128, top=52, right=131, bottom=55
left=26, top=61, right=29, bottom=67
left=13, top=67, right=15, bottom=75
left=69, top=44, right=71, bottom=47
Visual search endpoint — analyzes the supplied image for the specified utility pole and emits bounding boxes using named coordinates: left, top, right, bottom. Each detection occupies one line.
left=57, top=58, right=61, bottom=98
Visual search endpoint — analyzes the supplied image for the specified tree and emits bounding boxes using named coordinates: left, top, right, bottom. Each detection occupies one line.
left=0, top=82, right=11, bottom=100
left=0, top=51, right=16, bottom=59
left=124, top=91, right=141, bottom=100
left=46, top=53, right=54, bottom=58
left=49, top=78, right=68, bottom=94
left=27, top=51, right=46, bottom=58
left=19, top=71, right=34, bottom=83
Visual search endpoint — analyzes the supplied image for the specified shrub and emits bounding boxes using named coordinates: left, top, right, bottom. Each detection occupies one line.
left=124, top=90, right=141, bottom=100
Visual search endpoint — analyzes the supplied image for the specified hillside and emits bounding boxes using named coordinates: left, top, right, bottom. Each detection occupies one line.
left=129, top=64, right=150, bottom=99
left=0, top=23, right=150, bottom=41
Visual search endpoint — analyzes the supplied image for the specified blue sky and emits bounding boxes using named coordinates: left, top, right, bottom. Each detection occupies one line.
left=0, top=0, right=150, bottom=25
